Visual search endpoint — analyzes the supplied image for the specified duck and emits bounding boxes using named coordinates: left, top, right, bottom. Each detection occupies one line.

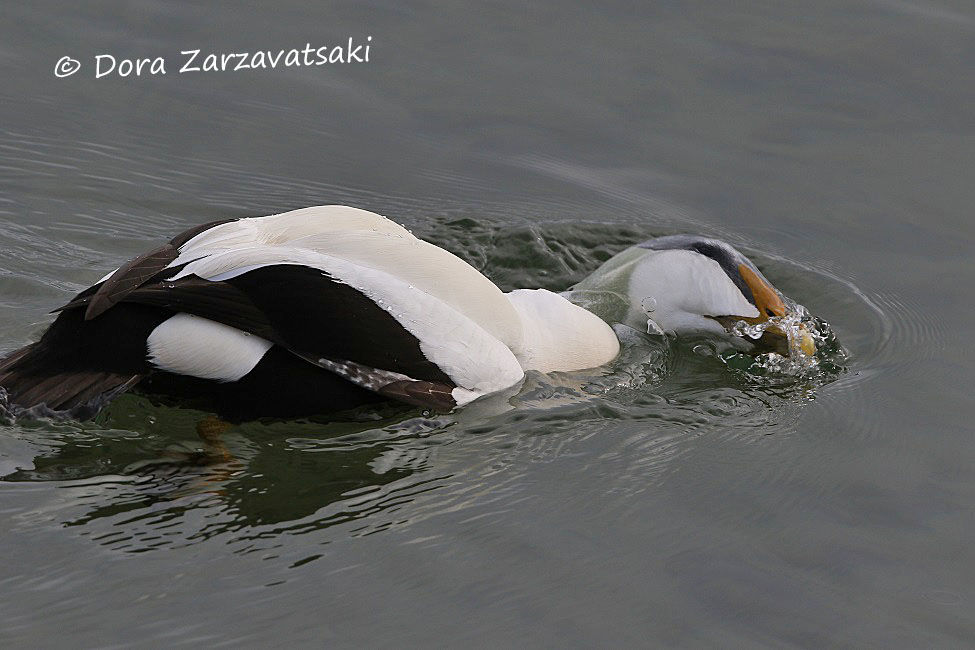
left=0, top=206, right=811, bottom=421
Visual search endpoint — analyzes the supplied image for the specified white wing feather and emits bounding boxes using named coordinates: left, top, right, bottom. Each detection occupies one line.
left=168, top=242, right=525, bottom=400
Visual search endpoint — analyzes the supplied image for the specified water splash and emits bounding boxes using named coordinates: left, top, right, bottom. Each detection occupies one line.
left=723, top=303, right=847, bottom=382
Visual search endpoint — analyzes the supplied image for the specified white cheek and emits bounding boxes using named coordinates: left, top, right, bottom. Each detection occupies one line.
left=629, top=249, right=758, bottom=333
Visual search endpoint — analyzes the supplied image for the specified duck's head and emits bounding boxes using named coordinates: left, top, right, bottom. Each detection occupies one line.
left=572, top=234, right=815, bottom=356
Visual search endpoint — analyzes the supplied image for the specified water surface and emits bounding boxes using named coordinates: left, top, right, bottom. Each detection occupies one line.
left=1, top=1, right=973, bottom=646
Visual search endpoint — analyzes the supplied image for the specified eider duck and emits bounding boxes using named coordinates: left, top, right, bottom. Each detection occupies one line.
left=0, top=206, right=811, bottom=421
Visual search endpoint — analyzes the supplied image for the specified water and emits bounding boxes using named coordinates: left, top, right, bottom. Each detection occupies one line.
left=1, top=1, right=973, bottom=646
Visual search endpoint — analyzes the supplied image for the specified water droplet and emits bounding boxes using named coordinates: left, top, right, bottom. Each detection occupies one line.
left=724, top=303, right=831, bottom=376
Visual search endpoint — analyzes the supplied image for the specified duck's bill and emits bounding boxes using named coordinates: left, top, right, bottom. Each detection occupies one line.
left=712, top=315, right=816, bottom=357
left=765, top=322, right=816, bottom=357
left=729, top=264, right=816, bottom=357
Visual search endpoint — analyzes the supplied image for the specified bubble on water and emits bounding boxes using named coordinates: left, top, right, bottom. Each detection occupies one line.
left=641, top=297, right=657, bottom=313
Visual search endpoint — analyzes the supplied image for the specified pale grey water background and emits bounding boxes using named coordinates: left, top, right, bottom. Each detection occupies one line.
left=1, top=1, right=973, bottom=647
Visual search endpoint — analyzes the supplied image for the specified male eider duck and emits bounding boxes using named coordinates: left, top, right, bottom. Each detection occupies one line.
left=0, top=206, right=811, bottom=421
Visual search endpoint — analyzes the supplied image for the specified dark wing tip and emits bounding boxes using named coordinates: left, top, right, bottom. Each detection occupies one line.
left=82, top=244, right=177, bottom=320
left=84, top=295, right=110, bottom=320
left=294, top=353, right=458, bottom=411
left=75, top=218, right=239, bottom=321
left=378, top=379, right=457, bottom=411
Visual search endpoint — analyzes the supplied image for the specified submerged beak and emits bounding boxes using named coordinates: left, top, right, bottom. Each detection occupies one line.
left=731, top=264, right=816, bottom=357
left=764, top=322, right=817, bottom=357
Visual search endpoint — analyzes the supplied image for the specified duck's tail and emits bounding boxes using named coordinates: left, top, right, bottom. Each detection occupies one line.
left=0, top=304, right=165, bottom=419
left=0, top=343, right=141, bottom=419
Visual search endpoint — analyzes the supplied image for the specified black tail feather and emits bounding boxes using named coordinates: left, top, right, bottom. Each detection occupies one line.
left=0, top=341, right=143, bottom=418
left=0, top=303, right=169, bottom=419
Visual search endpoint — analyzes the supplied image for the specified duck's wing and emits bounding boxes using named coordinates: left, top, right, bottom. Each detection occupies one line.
left=63, top=225, right=526, bottom=410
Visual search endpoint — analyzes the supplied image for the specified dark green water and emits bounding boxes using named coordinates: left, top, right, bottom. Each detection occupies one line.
left=1, top=1, right=973, bottom=646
